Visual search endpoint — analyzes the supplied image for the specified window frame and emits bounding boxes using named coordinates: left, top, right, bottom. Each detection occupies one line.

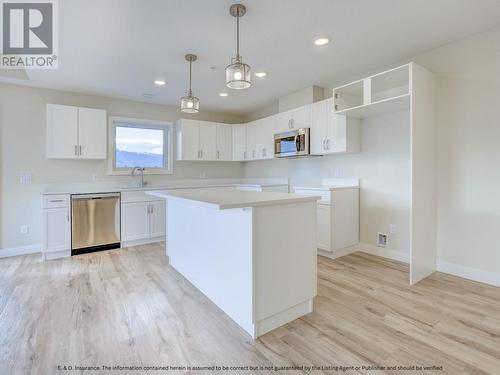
left=107, top=116, right=173, bottom=175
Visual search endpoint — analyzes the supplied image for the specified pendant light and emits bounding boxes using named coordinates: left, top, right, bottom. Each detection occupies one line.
left=180, top=54, right=200, bottom=113
left=226, top=4, right=251, bottom=90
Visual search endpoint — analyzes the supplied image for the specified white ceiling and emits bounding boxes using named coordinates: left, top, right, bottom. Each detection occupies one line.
left=2, top=0, right=500, bottom=115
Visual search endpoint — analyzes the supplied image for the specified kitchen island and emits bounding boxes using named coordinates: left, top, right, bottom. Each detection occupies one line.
left=147, top=187, right=319, bottom=338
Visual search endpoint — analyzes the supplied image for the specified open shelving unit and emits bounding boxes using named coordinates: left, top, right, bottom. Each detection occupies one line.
left=333, top=62, right=438, bottom=286
left=333, top=64, right=411, bottom=119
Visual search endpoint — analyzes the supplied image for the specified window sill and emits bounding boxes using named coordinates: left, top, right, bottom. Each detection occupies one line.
left=107, top=169, right=173, bottom=176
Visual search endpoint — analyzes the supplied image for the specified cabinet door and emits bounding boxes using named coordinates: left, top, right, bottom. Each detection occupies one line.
left=311, top=100, right=328, bottom=155
left=275, top=105, right=312, bottom=132
left=232, top=124, right=247, bottom=161
left=316, top=204, right=331, bottom=251
left=216, top=124, right=232, bottom=161
left=78, top=107, right=107, bottom=159
left=289, top=105, right=312, bottom=129
left=177, top=119, right=199, bottom=160
left=149, top=200, right=166, bottom=238
left=256, top=117, right=275, bottom=159
left=246, top=122, right=257, bottom=160
left=121, top=202, right=149, bottom=241
left=46, top=104, right=79, bottom=159
left=43, top=207, right=71, bottom=252
left=199, top=121, right=217, bottom=160
left=326, top=112, right=348, bottom=153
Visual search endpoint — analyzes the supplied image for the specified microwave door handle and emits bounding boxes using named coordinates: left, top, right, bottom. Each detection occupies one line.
left=295, top=135, right=300, bottom=152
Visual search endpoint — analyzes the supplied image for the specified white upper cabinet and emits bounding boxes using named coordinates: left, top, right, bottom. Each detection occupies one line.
left=232, top=124, right=247, bottom=161
left=275, top=105, right=311, bottom=133
left=47, top=104, right=106, bottom=159
left=176, top=119, right=200, bottom=160
left=310, top=100, right=329, bottom=155
left=255, top=117, right=275, bottom=160
left=198, top=121, right=217, bottom=161
left=216, top=123, right=232, bottom=161
left=78, top=107, right=107, bottom=159
left=246, top=121, right=257, bottom=160
left=310, top=99, right=360, bottom=155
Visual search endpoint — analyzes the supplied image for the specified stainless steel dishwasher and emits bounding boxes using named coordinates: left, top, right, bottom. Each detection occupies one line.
left=71, top=193, right=121, bottom=255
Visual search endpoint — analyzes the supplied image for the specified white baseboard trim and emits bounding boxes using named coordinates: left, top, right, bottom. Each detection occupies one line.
left=121, top=236, right=165, bottom=248
left=318, top=245, right=358, bottom=260
left=437, top=259, right=500, bottom=288
left=0, top=244, right=42, bottom=258
left=356, top=243, right=410, bottom=263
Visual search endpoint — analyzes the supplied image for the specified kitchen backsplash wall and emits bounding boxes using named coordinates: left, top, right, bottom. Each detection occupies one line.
left=0, top=83, right=245, bottom=250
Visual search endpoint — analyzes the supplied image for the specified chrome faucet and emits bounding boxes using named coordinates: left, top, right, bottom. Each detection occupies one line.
left=131, top=167, right=146, bottom=188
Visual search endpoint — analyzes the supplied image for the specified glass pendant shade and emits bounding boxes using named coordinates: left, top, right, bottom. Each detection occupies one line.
left=180, top=94, right=199, bottom=113
left=226, top=58, right=251, bottom=89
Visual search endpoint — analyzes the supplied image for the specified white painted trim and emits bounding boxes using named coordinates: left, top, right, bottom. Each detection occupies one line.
left=0, top=244, right=42, bottom=258
left=318, top=244, right=358, bottom=260
left=121, top=236, right=165, bottom=248
left=356, top=243, right=410, bottom=263
left=437, top=259, right=500, bottom=288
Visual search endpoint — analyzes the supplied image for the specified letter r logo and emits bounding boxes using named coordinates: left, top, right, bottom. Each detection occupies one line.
left=2, top=1, right=53, bottom=54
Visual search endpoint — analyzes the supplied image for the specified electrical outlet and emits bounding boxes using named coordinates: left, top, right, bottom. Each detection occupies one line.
left=199, top=171, right=206, bottom=179
left=20, top=225, right=29, bottom=234
left=333, top=168, right=340, bottom=177
left=91, top=172, right=98, bottom=182
left=377, top=232, right=387, bottom=247
left=389, top=224, right=396, bottom=234
left=20, top=173, right=32, bottom=185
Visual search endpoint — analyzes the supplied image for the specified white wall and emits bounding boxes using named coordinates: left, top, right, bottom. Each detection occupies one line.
left=0, top=83, right=245, bottom=250
left=245, top=111, right=411, bottom=253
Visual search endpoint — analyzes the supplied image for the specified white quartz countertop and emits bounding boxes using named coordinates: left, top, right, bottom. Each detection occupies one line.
left=147, top=188, right=320, bottom=210
left=293, top=178, right=360, bottom=191
left=293, top=184, right=359, bottom=191
left=41, top=179, right=288, bottom=195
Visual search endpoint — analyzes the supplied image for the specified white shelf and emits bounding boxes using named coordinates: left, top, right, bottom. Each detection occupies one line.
left=334, top=93, right=410, bottom=119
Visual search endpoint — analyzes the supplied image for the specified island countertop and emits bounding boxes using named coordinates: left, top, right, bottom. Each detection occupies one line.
left=147, top=187, right=320, bottom=210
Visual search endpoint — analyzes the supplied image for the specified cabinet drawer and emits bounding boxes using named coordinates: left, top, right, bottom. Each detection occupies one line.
left=43, top=194, right=70, bottom=208
left=293, top=189, right=331, bottom=204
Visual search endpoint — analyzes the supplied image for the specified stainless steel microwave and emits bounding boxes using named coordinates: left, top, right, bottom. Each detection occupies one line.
left=274, top=128, right=310, bottom=158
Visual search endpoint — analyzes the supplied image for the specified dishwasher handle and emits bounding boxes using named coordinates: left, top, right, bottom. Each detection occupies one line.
left=72, top=193, right=121, bottom=201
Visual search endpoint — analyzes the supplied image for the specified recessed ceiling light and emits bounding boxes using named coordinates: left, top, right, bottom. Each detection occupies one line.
left=219, top=92, right=229, bottom=97
left=314, top=37, right=330, bottom=46
left=154, top=79, right=166, bottom=86
left=255, top=72, right=267, bottom=78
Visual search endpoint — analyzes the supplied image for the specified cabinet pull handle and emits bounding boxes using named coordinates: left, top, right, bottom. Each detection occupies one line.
left=322, top=140, right=326, bottom=150
left=74, top=145, right=78, bottom=156
left=252, top=149, right=255, bottom=158
left=327, top=139, right=330, bottom=150
left=201, top=150, right=203, bottom=159
left=151, top=204, right=154, bottom=214
left=67, top=211, right=70, bottom=221
left=217, top=150, right=220, bottom=159
left=79, top=145, right=82, bottom=156
left=243, top=151, right=247, bottom=159
left=50, top=199, right=64, bottom=203
left=290, top=119, right=294, bottom=128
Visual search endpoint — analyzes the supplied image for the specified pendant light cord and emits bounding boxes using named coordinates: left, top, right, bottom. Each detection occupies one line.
left=188, top=59, right=192, bottom=96
left=236, top=11, right=240, bottom=61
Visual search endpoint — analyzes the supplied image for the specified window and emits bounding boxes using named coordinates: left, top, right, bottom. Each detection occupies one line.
left=108, top=117, right=173, bottom=175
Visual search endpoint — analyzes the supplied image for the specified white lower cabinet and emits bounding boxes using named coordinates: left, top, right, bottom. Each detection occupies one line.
left=294, top=187, right=359, bottom=253
left=121, top=191, right=166, bottom=246
left=42, top=194, right=71, bottom=260
left=121, top=201, right=150, bottom=242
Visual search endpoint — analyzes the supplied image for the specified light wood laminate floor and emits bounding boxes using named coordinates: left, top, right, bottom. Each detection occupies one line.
left=1, top=244, right=500, bottom=374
